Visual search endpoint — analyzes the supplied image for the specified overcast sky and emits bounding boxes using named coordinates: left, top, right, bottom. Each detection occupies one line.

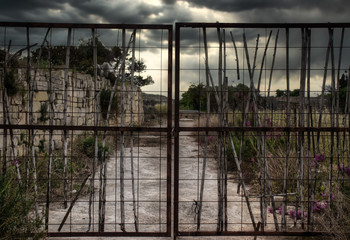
left=0, top=0, right=349, bottom=24
left=1, top=0, right=350, bottom=95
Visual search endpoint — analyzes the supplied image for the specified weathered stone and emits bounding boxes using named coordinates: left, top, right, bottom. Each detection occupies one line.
left=5, top=69, right=144, bottom=155
left=34, top=91, right=48, bottom=101
left=54, top=139, right=63, bottom=150
left=33, top=101, right=41, bottom=113
left=10, top=96, right=22, bottom=105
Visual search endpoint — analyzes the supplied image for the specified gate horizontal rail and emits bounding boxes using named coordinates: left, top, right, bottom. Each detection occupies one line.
left=175, top=22, right=350, bottom=237
left=0, top=22, right=172, bottom=237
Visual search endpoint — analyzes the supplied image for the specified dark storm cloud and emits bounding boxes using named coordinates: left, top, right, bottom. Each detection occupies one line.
left=68, top=1, right=164, bottom=24
left=162, top=0, right=177, bottom=5
left=0, top=0, right=167, bottom=24
left=187, top=0, right=290, bottom=12
left=0, top=0, right=68, bottom=21
left=186, top=0, right=350, bottom=18
left=1, top=0, right=349, bottom=90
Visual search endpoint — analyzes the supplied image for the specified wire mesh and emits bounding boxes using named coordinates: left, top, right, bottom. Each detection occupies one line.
left=0, top=23, right=172, bottom=237
left=174, top=23, right=350, bottom=237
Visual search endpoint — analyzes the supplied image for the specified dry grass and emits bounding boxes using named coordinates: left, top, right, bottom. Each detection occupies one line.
left=315, top=190, right=350, bottom=240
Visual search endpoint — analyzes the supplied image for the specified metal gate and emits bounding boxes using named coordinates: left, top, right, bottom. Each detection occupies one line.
left=174, top=22, right=350, bottom=238
left=1, top=21, right=350, bottom=239
left=0, top=22, right=172, bottom=238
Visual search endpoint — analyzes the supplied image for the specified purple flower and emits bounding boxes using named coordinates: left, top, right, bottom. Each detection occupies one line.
left=268, top=207, right=273, bottom=213
left=297, top=210, right=302, bottom=220
left=321, top=192, right=327, bottom=198
left=278, top=206, right=283, bottom=214
left=235, top=92, right=239, bottom=98
left=313, top=201, right=328, bottom=213
left=288, top=209, right=303, bottom=220
left=274, top=132, right=280, bottom=139
left=289, top=209, right=296, bottom=219
left=246, top=120, right=251, bottom=127
left=331, top=194, right=335, bottom=200
left=251, top=157, right=255, bottom=162
left=314, top=153, right=325, bottom=163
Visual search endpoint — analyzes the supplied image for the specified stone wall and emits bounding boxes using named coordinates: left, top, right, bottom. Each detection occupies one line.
left=0, top=69, right=144, bottom=156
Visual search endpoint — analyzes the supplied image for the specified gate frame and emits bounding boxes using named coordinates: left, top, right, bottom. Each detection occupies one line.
left=0, top=22, right=173, bottom=238
left=174, top=22, right=350, bottom=238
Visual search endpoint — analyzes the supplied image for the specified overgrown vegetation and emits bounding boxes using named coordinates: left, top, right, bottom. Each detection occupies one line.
left=0, top=168, right=45, bottom=240
left=39, top=101, right=49, bottom=122
left=185, top=72, right=350, bottom=236
left=99, top=88, right=118, bottom=120
left=0, top=49, right=25, bottom=98
left=142, top=93, right=168, bottom=124
left=180, top=83, right=250, bottom=112
left=275, top=88, right=301, bottom=97
left=31, top=37, right=154, bottom=87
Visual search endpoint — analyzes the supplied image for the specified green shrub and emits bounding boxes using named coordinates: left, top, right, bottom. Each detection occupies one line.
left=154, top=103, right=167, bottom=113
left=228, top=132, right=258, bottom=184
left=4, top=69, right=23, bottom=97
left=99, top=88, right=118, bottom=120
left=0, top=170, right=45, bottom=240
left=81, top=135, right=109, bottom=161
left=39, top=102, right=49, bottom=122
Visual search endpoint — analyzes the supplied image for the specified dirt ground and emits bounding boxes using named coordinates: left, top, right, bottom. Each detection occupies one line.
left=48, top=119, right=307, bottom=240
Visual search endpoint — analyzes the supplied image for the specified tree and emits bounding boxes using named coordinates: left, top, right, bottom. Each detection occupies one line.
left=326, top=72, right=349, bottom=112
left=31, top=37, right=153, bottom=87
left=180, top=83, right=206, bottom=111
left=276, top=89, right=286, bottom=97
left=275, top=88, right=300, bottom=97
left=290, top=89, right=300, bottom=97
left=179, top=83, right=250, bottom=112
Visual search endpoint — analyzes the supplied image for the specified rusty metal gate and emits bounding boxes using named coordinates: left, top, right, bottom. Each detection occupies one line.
left=174, top=22, right=350, bottom=238
left=0, top=22, right=172, bottom=238
left=1, top=21, right=350, bottom=239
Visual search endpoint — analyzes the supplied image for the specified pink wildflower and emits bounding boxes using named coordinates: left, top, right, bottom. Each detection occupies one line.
left=268, top=207, right=273, bottom=214
left=246, top=120, right=251, bottom=127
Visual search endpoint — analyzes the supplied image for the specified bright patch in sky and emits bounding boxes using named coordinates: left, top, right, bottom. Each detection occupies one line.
left=145, top=0, right=163, bottom=6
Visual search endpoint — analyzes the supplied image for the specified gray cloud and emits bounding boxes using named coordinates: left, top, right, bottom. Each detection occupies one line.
left=187, top=0, right=290, bottom=12
left=185, top=0, right=350, bottom=18
left=1, top=0, right=349, bottom=93
left=162, top=0, right=177, bottom=5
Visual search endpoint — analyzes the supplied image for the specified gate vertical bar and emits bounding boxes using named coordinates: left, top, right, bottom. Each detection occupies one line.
left=174, top=22, right=180, bottom=239
left=167, top=26, right=173, bottom=236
